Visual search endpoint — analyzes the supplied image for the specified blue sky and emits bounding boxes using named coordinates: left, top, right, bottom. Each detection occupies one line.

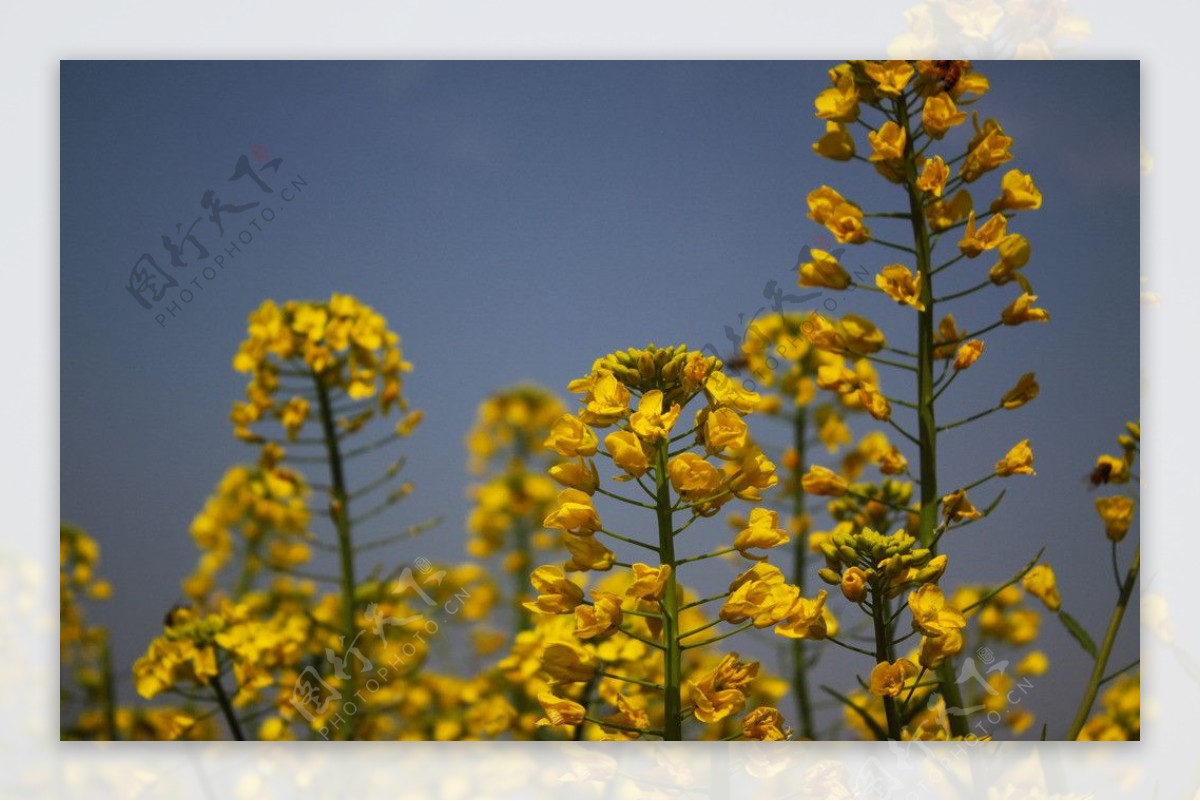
left=61, top=60, right=1139, bottom=738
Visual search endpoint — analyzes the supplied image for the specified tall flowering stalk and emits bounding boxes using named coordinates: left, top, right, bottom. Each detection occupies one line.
left=800, top=60, right=1049, bottom=737
left=528, top=345, right=820, bottom=740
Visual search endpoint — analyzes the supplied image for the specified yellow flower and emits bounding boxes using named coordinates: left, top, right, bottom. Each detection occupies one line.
left=1016, top=651, right=1050, bottom=676
left=545, top=414, right=598, bottom=457
left=812, top=121, right=855, bottom=161
left=941, top=489, right=982, bottom=521
left=549, top=458, right=600, bottom=495
left=926, top=188, right=974, bottom=233
left=605, top=430, right=650, bottom=478
left=917, top=155, right=949, bottom=197
left=1093, top=454, right=1130, bottom=485
left=1000, top=372, right=1040, bottom=409
left=801, top=465, right=848, bottom=497
left=703, top=407, right=749, bottom=455
left=626, top=563, right=672, bottom=602
left=840, top=566, right=868, bottom=603
left=864, top=60, right=915, bottom=95
left=668, top=452, right=724, bottom=502
left=876, top=264, right=924, bottom=311
left=807, top=185, right=848, bottom=225
left=918, top=630, right=964, bottom=669
left=825, top=202, right=872, bottom=245
left=733, top=508, right=791, bottom=559
left=563, top=532, right=616, bottom=572
left=921, top=92, right=967, bottom=138
left=961, top=117, right=1014, bottom=182
left=629, top=389, right=681, bottom=442
left=536, top=690, right=585, bottom=727
left=704, top=371, right=761, bottom=413
left=958, top=211, right=1008, bottom=257
left=989, top=233, right=1032, bottom=289
left=774, top=590, right=830, bottom=640
left=995, top=439, right=1036, bottom=477
left=867, top=120, right=907, bottom=163
left=523, top=565, right=585, bottom=614
left=582, top=370, right=632, bottom=427
left=814, top=72, right=860, bottom=122
left=954, top=339, right=985, bottom=370
left=574, top=591, right=623, bottom=639
left=541, top=641, right=599, bottom=683
left=869, top=659, right=918, bottom=698
left=1022, top=564, right=1061, bottom=611
left=279, top=397, right=310, bottom=441
left=1095, top=495, right=1135, bottom=541
left=721, top=567, right=799, bottom=627
left=799, top=248, right=852, bottom=290
left=857, top=385, right=892, bottom=422
left=685, top=653, right=759, bottom=723
left=742, top=706, right=791, bottom=741
left=908, top=584, right=967, bottom=637
left=840, top=314, right=886, bottom=354
left=543, top=489, right=602, bottom=535
left=992, top=169, right=1043, bottom=212
left=1001, top=294, right=1051, bottom=326
left=724, top=444, right=779, bottom=501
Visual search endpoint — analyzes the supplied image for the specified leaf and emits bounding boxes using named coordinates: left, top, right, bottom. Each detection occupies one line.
left=1058, top=610, right=1097, bottom=658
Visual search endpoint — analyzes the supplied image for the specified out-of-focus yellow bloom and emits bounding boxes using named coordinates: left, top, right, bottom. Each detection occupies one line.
left=867, top=121, right=907, bottom=164
left=961, top=117, right=1013, bottom=182
left=703, top=407, right=749, bottom=455
left=954, top=339, right=985, bottom=370
left=541, top=641, right=599, bottom=683
left=1006, top=608, right=1041, bottom=646
left=604, top=430, right=650, bottom=478
left=869, top=659, right=918, bottom=697
left=1092, top=453, right=1130, bottom=486
left=840, top=314, right=886, bottom=354
left=958, top=211, right=1008, bottom=257
left=814, top=72, right=860, bottom=122
left=524, top=565, right=585, bottom=614
left=917, top=155, right=950, bottom=197
left=864, top=60, right=915, bottom=95
left=840, top=566, right=868, bottom=603
left=926, top=189, right=973, bottom=233
left=543, top=489, right=602, bottom=536
left=799, top=248, right=852, bottom=290
left=629, top=389, right=681, bottom=443
left=921, top=92, right=967, bottom=138
left=705, top=371, right=761, bottom=413
left=1095, top=495, right=1135, bottom=541
left=1001, top=293, right=1051, bottom=326
left=625, top=563, right=672, bottom=603
left=941, top=489, right=982, bottom=521
left=876, top=264, right=924, bottom=311
left=992, top=169, right=1043, bottom=212
left=733, top=508, right=791, bottom=559
left=575, top=591, right=624, bottom=639
left=1016, top=651, right=1049, bottom=676
left=563, top=532, right=616, bottom=572
left=536, top=690, right=585, bottom=727
left=669, top=452, right=724, bottom=502
left=774, top=590, right=830, bottom=640
left=801, top=465, right=848, bottom=497
left=857, top=385, right=892, bottom=422
left=545, top=414, right=599, bottom=457
left=549, top=458, right=600, bottom=495
left=1022, top=564, right=1061, bottom=611
left=995, top=439, right=1036, bottom=477
left=742, top=706, right=791, bottom=741
left=279, top=397, right=310, bottom=441
left=812, top=121, right=855, bottom=161
left=1000, top=372, right=1039, bottom=409
left=685, top=653, right=759, bottom=723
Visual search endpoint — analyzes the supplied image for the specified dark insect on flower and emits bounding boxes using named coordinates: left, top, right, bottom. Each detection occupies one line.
left=933, top=60, right=965, bottom=93
left=725, top=355, right=751, bottom=373
left=1086, top=462, right=1113, bottom=488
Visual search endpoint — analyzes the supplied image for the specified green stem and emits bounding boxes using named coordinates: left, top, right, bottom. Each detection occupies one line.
left=870, top=586, right=901, bottom=740
left=654, top=440, right=683, bottom=741
left=209, top=673, right=246, bottom=741
left=313, top=373, right=358, bottom=738
left=790, top=407, right=816, bottom=740
left=895, top=93, right=970, bottom=738
left=1066, top=546, right=1140, bottom=740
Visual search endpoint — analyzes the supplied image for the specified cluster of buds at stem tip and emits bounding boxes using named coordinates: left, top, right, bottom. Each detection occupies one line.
left=816, top=526, right=948, bottom=600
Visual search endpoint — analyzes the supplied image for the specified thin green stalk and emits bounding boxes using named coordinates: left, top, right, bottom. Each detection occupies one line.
left=313, top=373, right=359, bottom=738
left=895, top=92, right=969, bottom=738
left=790, top=407, right=817, bottom=739
left=654, top=440, right=683, bottom=741
left=870, top=585, right=901, bottom=740
left=209, top=673, right=246, bottom=741
left=1066, top=546, right=1140, bottom=739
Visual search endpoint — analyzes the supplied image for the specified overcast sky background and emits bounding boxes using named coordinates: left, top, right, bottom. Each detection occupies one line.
left=60, top=60, right=1139, bottom=740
